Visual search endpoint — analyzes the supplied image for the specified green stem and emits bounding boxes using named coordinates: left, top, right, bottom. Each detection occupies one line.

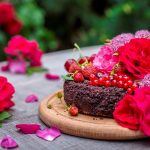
left=74, top=43, right=84, bottom=58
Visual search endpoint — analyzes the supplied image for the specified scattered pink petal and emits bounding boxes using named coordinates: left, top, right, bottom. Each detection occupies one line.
left=36, top=127, right=61, bottom=141
left=1, top=64, right=9, bottom=72
left=16, top=124, right=41, bottom=134
left=25, top=94, right=38, bottom=103
left=8, top=59, right=27, bottom=74
left=45, top=73, right=60, bottom=80
left=0, top=135, right=18, bottom=149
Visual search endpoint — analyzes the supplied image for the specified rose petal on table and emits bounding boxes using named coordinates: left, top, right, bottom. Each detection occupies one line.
left=16, top=124, right=41, bottom=134
left=25, top=94, right=38, bottom=103
left=45, top=73, right=60, bottom=80
left=36, top=127, right=61, bottom=141
left=8, top=59, right=27, bottom=74
left=0, top=135, right=18, bottom=149
left=1, top=64, right=9, bottom=72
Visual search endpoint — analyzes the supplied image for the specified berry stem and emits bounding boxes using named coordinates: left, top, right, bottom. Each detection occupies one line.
left=74, top=43, right=84, bottom=58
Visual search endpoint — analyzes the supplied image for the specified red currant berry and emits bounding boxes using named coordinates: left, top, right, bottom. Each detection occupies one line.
left=104, top=75, right=110, bottom=81
left=93, top=79, right=98, bottom=86
left=131, top=83, right=137, bottom=90
left=88, top=54, right=96, bottom=62
left=105, top=80, right=111, bottom=87
left=127, top=80, right=133, bottom=87
left=113, top=74, right=118, bottom=80
left=98, top=78, right=104, bottom=86
left=117, top=80, right=123, bottom=88
left=89, top=74, right=97, bottom=81
left=111, top=80, right=117, bottom=86
left=90, top=79, right=98, bottom=86
left=118, top=75, right=123, bottom=81
left=69, top=106, right=78, bottom=116
left=73, top=72, right=84, bottom=82
left=64, top=59, right=76, bottom=71
left=123, top=75, right=130, bottom=82
left=127, top=88, right=133, bottom=94
left=78, top=56, right=89, bottom=64
left=123, top=83, right=128, bottom=89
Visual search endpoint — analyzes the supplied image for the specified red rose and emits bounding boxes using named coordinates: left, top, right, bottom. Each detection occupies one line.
left=5, top=18, right=22, bottom=35
left=136, top=87, right=150, bottom=136
left=113, top=94, right=141, bottom=130
left=0, top=76, right=15, bottom=112
left=0, top=2, right=15, bottom=25
left=118, top=38, right=150, bottom=79
left=113, top=87, right=150, bottom=136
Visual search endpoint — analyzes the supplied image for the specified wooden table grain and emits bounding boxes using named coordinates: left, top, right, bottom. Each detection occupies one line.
left=0, top=46, right=149, bottom=150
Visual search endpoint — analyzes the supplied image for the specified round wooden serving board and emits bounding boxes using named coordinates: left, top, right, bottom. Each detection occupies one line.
left=39, top=90, right=146, bottom=140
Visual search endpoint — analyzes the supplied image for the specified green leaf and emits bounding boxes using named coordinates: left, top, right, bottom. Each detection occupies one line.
left=27, top=67, right=48, bottom=75
left=0, top=111, right=11, bottom=121
left=61, top=75, right=73, bottom=80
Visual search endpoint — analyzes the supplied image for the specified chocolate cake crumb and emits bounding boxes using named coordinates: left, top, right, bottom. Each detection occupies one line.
left=64, top=80, right=126, bottom=118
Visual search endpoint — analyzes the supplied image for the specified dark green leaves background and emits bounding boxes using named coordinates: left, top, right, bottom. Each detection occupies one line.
left=0, top=0, right=150, bottom=60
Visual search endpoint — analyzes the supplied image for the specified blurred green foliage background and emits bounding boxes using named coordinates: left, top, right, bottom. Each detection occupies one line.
left=0, top=0, right=150, bottom=60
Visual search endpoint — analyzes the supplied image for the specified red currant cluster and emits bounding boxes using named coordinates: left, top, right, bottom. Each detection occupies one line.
left=89, top=73, right=138, bottom=94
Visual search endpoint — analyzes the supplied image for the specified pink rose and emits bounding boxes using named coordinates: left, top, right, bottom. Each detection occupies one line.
left=26, top=40, right=43, bottom=67
left=5, top=35, right=29, bottom=56
left=93, top=45, right=118, bottom=73
left=4, top=35, right=43, bottom=67
left=8, top=59, right=27, bottom=74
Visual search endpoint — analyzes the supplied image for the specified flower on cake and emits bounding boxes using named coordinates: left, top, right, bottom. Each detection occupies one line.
left=2, top=35, right=45, bottom=74
left=118, top=38, right=150, bottom=79
left=139, top=74, right=150, bottom=87
left=135, top=30, right=150, bottom=38
left=93, top=45, right=119, bottom=73
left=111, top=33, right=134, bottom=52
left=92, top=29, right=150, bottom=136
left=93, top=30, right=150, bottom=78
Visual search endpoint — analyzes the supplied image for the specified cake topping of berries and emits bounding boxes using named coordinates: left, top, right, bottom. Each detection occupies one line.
left=78, top=56, right=89, bottom=64
left=88, top=73, right=138, bottom=94
left=88, top=54, right=96, bottom=62
left=64, top=59, right=76, bottom=72
left=73, top=72, right=84, bottom=82
left=69, top=62, right=81, bottom=73
left=82, top=65, right=97, bottom=79
left=69, top=106, right=78, bottom=116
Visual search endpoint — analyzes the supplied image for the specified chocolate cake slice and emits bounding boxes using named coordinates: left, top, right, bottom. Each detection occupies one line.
left=64, top=80, right=126, bottom=118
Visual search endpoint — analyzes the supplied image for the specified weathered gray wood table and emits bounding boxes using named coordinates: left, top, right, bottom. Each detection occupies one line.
left=0, top=46, right=149, bottom=150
